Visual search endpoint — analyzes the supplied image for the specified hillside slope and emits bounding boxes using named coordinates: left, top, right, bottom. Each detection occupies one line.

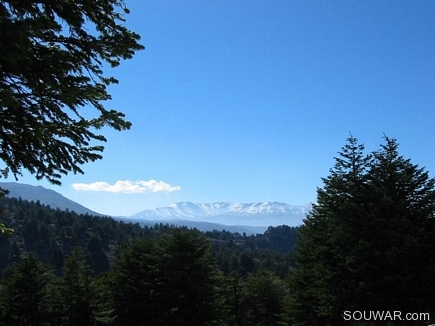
left=0, top=182, right=103, bottom=216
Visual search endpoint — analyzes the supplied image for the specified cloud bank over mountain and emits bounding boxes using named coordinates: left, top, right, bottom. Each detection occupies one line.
left=71, top=180, right=181, bottom=193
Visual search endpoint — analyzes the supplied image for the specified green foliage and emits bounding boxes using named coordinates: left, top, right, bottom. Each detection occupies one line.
left=87, top=236, right=103, bottom=254
left=23, top=219, right=40, bottom=243
left=93, top=273, right=117, bottom=325
left=0, top=190, right=13, bottom=236
left=208, top=226, right=298, bottom=278
left=288, top=136, right=435, bottom=325
left=163, top=228, right=218, bottom=325
left=8, top=240, right=20, bottom=263
left=112, top=228, right=218, bottom=326
left=0, top=197, right=303, bottom=325
left=0, top=195, right=148, bottom=276
left=51, top=244, right=64, bottom=273
left=0, top=224, right=12, bottom=236
left=53, top=248, right=97, bottom=326
left=217, top=271, right=289, bottom=326
left=1, top=253, right=52, bottom=325
left=0, top=196, right=301, bottom=325
left=241, top=271, right=289, bottom=326
left=0, top=194, right=300, bottom=282
left=216, top=271, right=246, bottom=326
left=0, top=0, right=144, bottom=184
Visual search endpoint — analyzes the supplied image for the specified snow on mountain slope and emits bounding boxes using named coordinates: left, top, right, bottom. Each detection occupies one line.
left=130, top=202, right=310, bottom=227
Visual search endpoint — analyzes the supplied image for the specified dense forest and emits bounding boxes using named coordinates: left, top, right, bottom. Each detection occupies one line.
left=2, top=137, right=435, bottom=326
left=0, top=195, right=299, bottom=325
left=3, top=138, right=435, bottom=326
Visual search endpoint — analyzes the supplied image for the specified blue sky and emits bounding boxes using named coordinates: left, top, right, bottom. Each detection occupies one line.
left=8, top=0, right=435, bottom=216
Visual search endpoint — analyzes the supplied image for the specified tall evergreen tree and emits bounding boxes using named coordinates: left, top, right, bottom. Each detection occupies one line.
left=112, top=229, right=218, bottom=326
left=56, top=247, right=96, bottom=326
left=287, top=136, right=370, bottom=325
left=2, top=253, right=51, bottom=326
left=287, top=136, right=435, bottom=325
left=111, top=237, right=160, bottom=326
left=216, top=271, right=246, bottom=326
left=160, top=228, right=218, bottom=325
left=241, top=271, right=289, bottom=326
left=357, top=137, right=435, bottom=314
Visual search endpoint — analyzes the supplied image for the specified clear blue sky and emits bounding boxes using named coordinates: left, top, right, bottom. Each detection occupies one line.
left=9, top=0, right=435, bottom=216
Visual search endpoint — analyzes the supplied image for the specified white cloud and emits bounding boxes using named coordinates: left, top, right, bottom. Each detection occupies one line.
left=71, top=180, right=181, bottom=194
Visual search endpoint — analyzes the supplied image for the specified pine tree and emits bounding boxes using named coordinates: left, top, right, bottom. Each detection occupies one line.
left=160, top=228, right=218, bottom=326
left=357, top=137, right=435, bottom=314
left=241, top=271, right=289, bottom=326
left=112, top=229, right=218, bottom=326
left=2, top=253, right=51, bottom=325
left=287, top=136, right=435, bottom=325
left=0, top=0, right=144, bottom=185
left=111, top=237, right=160, bottom=326
left=55, top=247, right=97, bottom=326
left=216, top=271, right=246, bottom=326
left=287, top=136, right=370, bottom=325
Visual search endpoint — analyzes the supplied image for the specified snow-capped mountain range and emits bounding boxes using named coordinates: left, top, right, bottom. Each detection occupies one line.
left=130, top=202, right=310, bottom=227
left=0, top=182, right=310, bottom=230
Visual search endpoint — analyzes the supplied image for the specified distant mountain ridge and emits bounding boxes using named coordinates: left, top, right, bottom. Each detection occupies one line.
left=0, top=182, right=103, bottom=216
left=0, top=182, right=309, bottom=231
left=131, top=201, right=309, bottom=227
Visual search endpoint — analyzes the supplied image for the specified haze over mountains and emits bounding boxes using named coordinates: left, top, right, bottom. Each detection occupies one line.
left=0, top=182, right=309, bottom=233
